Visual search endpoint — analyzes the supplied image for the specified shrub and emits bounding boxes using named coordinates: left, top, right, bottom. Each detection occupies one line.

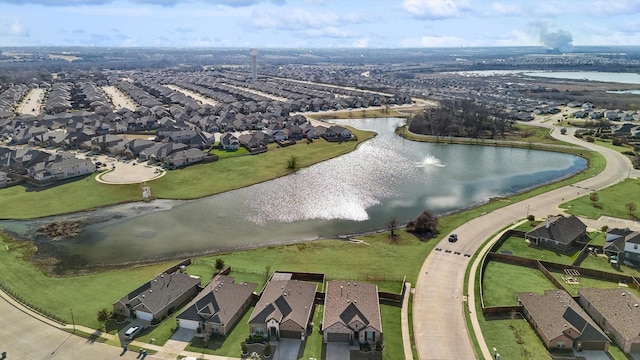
left=527, top=214, right=535, bottom=222
left=585, top=136, right=595, bottom=142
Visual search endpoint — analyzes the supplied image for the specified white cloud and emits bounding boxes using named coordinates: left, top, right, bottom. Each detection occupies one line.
left=491, top=2, right=524, bottom=15
left=401, top=35, right=467, bottom=47
left=8, top=20, right=30, bottom=36
left=401, top=0, right=471, bottom=19
left=587, top=0, right=640, bottom=16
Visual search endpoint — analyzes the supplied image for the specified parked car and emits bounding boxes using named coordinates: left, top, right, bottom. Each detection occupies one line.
left=124, top=325, right=141, bottom=339
left=448, top=234, right=458, bottom=242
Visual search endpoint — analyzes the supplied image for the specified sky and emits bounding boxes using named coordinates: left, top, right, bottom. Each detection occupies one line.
left=0, top=0, right=639, bottom=48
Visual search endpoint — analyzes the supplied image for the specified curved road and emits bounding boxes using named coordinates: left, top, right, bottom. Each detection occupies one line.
left=413, top=122, right=640, bottom=360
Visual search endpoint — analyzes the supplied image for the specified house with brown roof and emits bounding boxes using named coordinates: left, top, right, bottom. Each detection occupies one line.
left=525, top=215, right=587, bottom=252
left=578, top=288, right=640, bottom=354
left=113, top=271, right=200, bottom=322
left=322, top=280, right=382, bottom=346
left=176, top=274, right=257, bottom=337
left=248, top=272, right=317, bottom=340
left=518, top=290, right=610, bottom=351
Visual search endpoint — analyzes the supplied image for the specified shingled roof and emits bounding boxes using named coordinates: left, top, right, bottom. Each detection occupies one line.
left=322, top=280, right=382, bottom=333
left=579, top=288, right=640, bottom=343
left=249, top=277, right=316, bottom=329
left=526, top=215, right=586, bottom=245
left=177, top=274, right=256, bottom=326
left=518, top=290, right=609, bottom=345
left=118, top=271, right=200, bottom=316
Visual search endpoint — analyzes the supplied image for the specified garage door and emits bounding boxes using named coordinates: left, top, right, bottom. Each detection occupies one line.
left=279, top=330, right=301, bottom=339
left=178, top=319, right=199, bottom=330
left=327, top=332, right=350, bottom=342
left=630, top=342, right=640, bottom=353
left=135, top=310, right=153, bottom=321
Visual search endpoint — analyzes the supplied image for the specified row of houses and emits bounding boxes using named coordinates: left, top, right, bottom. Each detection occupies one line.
left=0, top=147, right=96, bottom=185
left=114, top=270, right=383, bottom=348
left=518, top=287, right=640, bottom=354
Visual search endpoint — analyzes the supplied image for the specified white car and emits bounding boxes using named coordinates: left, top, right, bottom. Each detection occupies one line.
left=124, top=325, right=141, bottom=339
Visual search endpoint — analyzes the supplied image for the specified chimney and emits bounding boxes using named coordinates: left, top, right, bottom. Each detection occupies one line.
left=546, top=217, right=551, bottom=229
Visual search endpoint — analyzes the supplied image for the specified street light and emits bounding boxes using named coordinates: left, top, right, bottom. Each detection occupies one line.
left=70, top=308, right=75, bottom=333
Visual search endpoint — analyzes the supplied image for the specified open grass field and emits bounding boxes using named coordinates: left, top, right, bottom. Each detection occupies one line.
left=482, top=261, right=556, bottom=307
left=561, top=178, right=640, bottom=220
left=480, top=317, right=548, bottom=360
left=494, top=236, right=581, bottom=265
left=0, top=127, right=375, bottom=219
left=0, top=232, right=176, bottom=328
left=191, top=230, right=433, bottom=292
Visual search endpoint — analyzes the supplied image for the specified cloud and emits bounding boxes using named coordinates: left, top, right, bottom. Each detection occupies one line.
left=251, top=8, right=364, bottom=30
left=174, top=26, right=195, bottom=33
left=490, top=2, right=524, bottom=15
left=5, top=20, right=30, bottom=37
left=531, top=21, right=573, bottom=51
left=72, top=28, right=86, bottom=34
left=0, top=0, right=285, bottom=6
left=401, top=0, right=471, bottom=19
left=401, top=35, right=467, bottom=47
left=587, top=0, right=640, bottom=16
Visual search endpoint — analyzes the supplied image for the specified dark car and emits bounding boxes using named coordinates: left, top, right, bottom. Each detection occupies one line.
left=448, top=234, right=458, bottom=242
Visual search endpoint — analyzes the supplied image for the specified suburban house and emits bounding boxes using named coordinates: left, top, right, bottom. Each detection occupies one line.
left=113, top=271, right=200, bottom=322
left=603, top=228, right=640, bottom=267
left=518, top=290, right=610, bottom=351
left=163, top=148, right=207, bottom=168
left=176, top=274, right=257, bottom=337
left=220, top=132, right=239, bottom=151
left=248, top=272, right=317, bottom=340
left=322, top=280, right=382, bottom=345
left=525, top=215, right=587, bottom=251
left=578, top=288, right=640, bottom=354
left=31, top=157, right=95, bottom=182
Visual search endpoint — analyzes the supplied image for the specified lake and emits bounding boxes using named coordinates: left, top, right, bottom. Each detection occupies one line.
left=0, top=118, right=586, bottom=266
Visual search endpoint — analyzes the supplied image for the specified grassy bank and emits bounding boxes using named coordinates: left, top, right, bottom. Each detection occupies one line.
left=0, top=127, right=375, bottom=219
left=561, top=178, right=640, bottom=219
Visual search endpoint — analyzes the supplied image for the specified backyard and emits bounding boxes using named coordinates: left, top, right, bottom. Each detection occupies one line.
left=494, top=236, right=581, bottom=265
left=481, top=261, right=557, bottom=307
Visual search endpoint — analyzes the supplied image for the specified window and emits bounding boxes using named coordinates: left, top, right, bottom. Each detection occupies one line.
left=635, top=244, right=638, bottom=250
left=557, top=341, right=565, bottom=348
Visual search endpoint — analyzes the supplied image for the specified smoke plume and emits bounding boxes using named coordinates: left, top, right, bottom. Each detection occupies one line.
left=534, top=22, right=573, bottom=52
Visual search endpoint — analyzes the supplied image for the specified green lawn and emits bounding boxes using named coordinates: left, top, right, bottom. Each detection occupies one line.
left=302, top=305, right=324, bottom=360
left=586, top=231, right=606, bottom=246
left=480, top=318, right=549, bottom=360
left=577, top=255, right=640, bottom=278
left=482, top=262, right=557, bottom=306
left=561, top=178, right=640, bottom=220
left=0, top=233, right=176, bottom=328
left=380, top=304, right=403, bottom=360
left=548, top=271, right=640, bottom=298
left=185, top=306, right=252, bottom=357
left=0, top=128, right=375, bottom=219
left=494, top=236, right=580, bottom=265
left=209, top=147, right=250, bottom=158
left=193, top=231, right=435, bottom=290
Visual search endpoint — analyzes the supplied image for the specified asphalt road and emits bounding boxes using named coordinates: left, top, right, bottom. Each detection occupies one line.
left=413, top=123, right=639, bottom=360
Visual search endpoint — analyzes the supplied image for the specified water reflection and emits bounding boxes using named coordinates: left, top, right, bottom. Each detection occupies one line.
left=1, top=118, right=586, bottom=266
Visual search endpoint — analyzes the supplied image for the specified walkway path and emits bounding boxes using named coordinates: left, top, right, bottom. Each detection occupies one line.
left=413, top=123, right=639, bottom=359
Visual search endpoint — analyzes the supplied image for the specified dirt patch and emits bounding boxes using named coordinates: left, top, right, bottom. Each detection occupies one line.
left=35, top=220, right=85, bottom=241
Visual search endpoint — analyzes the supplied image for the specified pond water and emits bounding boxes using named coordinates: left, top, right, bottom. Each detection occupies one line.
left=0, top=118, right=586, bottom=266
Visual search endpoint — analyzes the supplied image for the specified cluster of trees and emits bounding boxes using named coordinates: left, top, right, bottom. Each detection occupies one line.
left=408, top=99, right=512, bottom=139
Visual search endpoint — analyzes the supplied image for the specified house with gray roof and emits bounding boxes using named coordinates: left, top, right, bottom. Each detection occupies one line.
left=518, top=290, right=610, bottom=351
left=113, top=271, right=200, bottom=322
left=248, top=272, right=317, bottom=340
left=322, top=280, right=382, bottom=345
left=604, top=228, right=640, bottom=267
left=0, top=170, right=7, bottom=188
left=578, top=288, right=640, bottom=354
left=525, top=215, right=587, bottom=252
left=176, top=274, right=257, bottom=337
left=163, top=148, right=206, bottom=168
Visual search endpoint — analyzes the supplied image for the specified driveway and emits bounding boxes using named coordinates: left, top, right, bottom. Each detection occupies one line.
left=164, top=328, right=197, bottom=350
left=325, top=342, right=350, bottom=360
left=118, top=319, right=151, bottom=344
left=274, top=338, right=301, bottom=360
left=574, top=350, right=612, bottom=360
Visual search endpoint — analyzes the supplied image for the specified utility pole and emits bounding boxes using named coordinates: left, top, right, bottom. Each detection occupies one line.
left=70, top=308, right=75, bottom=333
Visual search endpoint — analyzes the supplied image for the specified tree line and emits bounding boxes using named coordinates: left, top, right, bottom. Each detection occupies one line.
left=408, top=99, right=512, bottom=139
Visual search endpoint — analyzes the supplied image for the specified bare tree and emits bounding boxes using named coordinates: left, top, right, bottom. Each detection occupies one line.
left=627, top=202, right=637, bottom=216
left=589, top=192, right=599, bottom=206
left=387, top=217, right=399, bottom=239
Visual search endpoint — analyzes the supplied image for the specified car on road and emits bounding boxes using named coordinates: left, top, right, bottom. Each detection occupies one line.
left=124, top=325, right=141, bottom=339
left=448, top=234, right=458, bottom=242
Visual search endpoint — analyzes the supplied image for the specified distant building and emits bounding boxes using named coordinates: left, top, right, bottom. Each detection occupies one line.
left=250, top=48, right=258, bottom=80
